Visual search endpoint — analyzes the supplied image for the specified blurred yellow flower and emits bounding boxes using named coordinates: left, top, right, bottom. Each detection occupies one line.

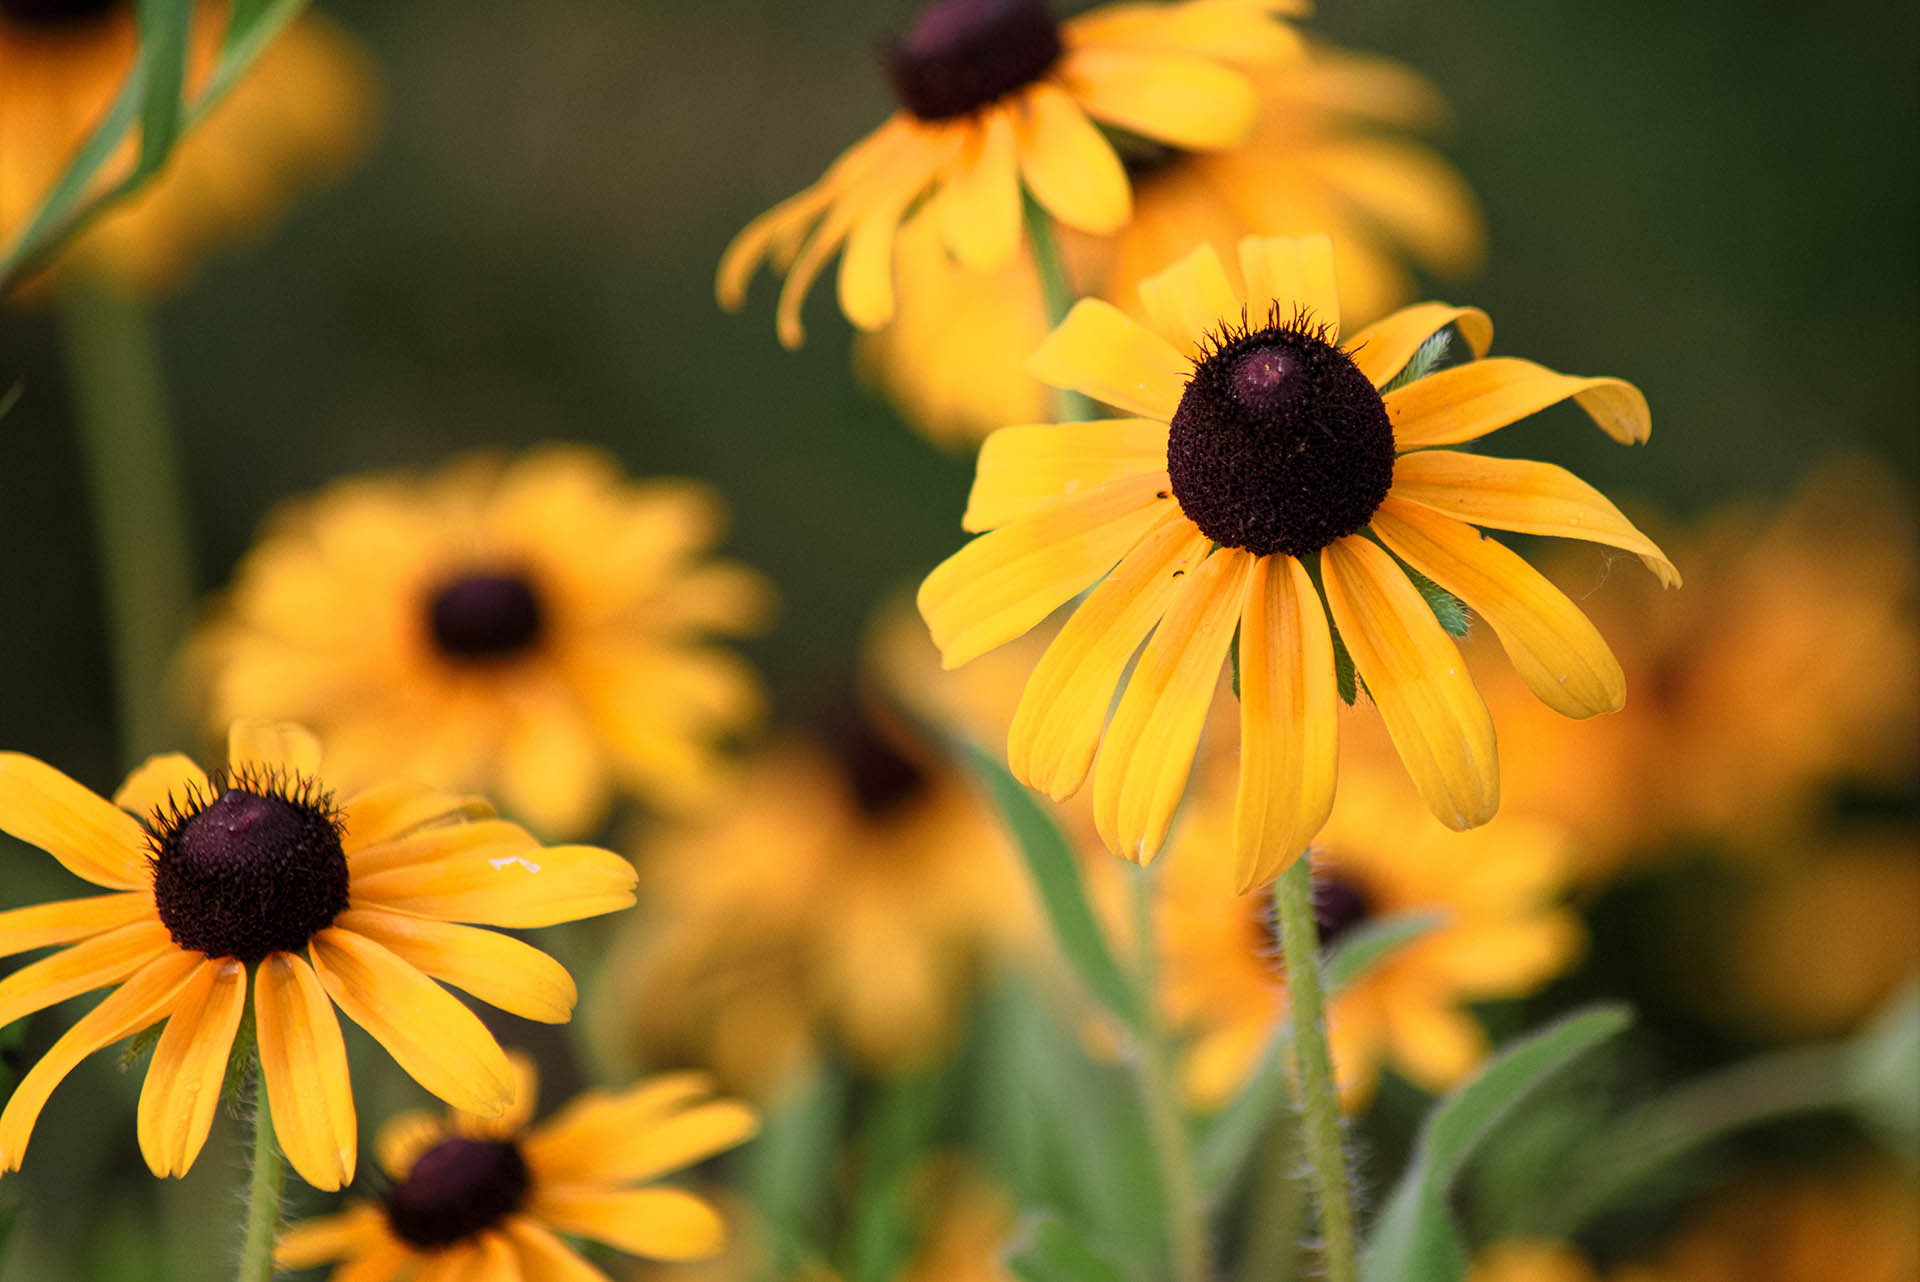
left=190, top=446, right=772, bottom=838
left=1157, top=766, right=1583, bottom=1112
left=278, top=1053, right=755, bottom=1277
left=717, top=0, right=1304, bottom=347
left=1468, top=1239, right=1604, bottom=1282
left=0, top=0, right=374, bottom=295
left=919, top=234, right=1675, bottom=890
left=0, top=721, right=637, bottom=1191
left=862, top=42, right=1485, bottom=445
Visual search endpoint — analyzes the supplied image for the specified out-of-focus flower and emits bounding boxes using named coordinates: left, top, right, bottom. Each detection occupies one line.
left=717, top=0, right=1304, bottom=348
left=1157, top=765, right=1582, bottom=1112
left=919, top=234, right=1675, bottom=889
left=862, top=43, right=1485, bottom=445
left=0, top=721, right=637, bottom=1190
left=278, top=1054, right=755, bottom=1277
left=1467, top=1239, right=1604, bottom=1282
left=0, top=0, right=375, bottom=295
left=190, top=447, right=772, bottom=838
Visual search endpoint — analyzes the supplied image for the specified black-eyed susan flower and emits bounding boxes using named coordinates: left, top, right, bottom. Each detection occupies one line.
left=1157, top=766, right=1583, bottom=1111
left=191, top=447, right=772, bottom=838
left=717, top=0, right=1303, bottom=348
left=277, top=1054, right=756, bottom=1280
left=0, top=721, right=637, bottom=1190
left=0, top=0, right=373, bottom=294
left=918, top=233, right=1678, bottom=890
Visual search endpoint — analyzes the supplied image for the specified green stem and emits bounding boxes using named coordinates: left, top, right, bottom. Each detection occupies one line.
left=55, top=273, right=195, bottom=765
left=1021, top=197, right=1097, bottom=423
left=1272, top=858, right=1359, bottom=1282
left=1127, top=867, right=1212, bottom=1282
left=236, top=1077, right=285, bottom=1282
left=1237, top=1113, right=1307, bottom=1282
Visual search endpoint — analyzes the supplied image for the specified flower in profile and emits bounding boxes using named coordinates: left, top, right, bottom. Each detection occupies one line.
left=919, top=234, right=1677, bottom=888
left=717, top=0, right=1303, bottom=348
left=1157, top=767, right=1583, bottom=1111
left=0, top=721, right=637, bottom=1190
left=0, top=0, right=375, bottom=294
left=191, top=447, right=772, bottom=837
left=278, top=1054, right=756, bottom=1279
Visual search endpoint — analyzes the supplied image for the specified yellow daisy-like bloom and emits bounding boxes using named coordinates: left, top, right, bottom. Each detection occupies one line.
left=717, top=0, right=1304, bottom=348
left=277, top=1054, right=756, bottom=1280
left=191, top=447, right=772, bottom=838
left=0, top=0, right=374, bottom=294
left=0, top=721, right=638, bottom=1191
left=1157, top=767, right=1583, bottom=1112
left=863, top=42, right=1485, bottom=445
left=919, top=233, right=1677, bottom=890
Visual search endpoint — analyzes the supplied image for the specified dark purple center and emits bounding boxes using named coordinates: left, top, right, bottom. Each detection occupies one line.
left=830, top=710, right=931, bottom=818
left=427, top=571, right=545, bottom=663
left=1310, top=870, right=1375, bottom=952
left=885, top=0, right=1062, bottom=121
left=384, top=1137, right=531, bottom=1250
left=0, top=0, right=121, bottom=26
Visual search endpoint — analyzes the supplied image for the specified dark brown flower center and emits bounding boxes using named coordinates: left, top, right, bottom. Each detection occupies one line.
left=885, top=0, right=1062, bottom=122
left=829, top=707, right=932, bottom=818
left=1257, top=865, right=1376, bottom=960
left=0, top=0, right=120, bottom=26
left=384, top=1137, right=531, bottom=1250
left=1168, top=308, right=1395, bottom=558
left=148, top=773, right=349, bottom=964
left=427, top=571, right=545, bottom=663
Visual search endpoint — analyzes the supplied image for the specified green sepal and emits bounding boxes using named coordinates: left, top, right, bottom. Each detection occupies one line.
left=118, top=1021, right=164, bottom=1073
left=1229, top=623, right=1243, bottom=699
left=1407, top=566, right=1471, bottom=637
left=1382, top=330, right=1454, bottom=392
left=1330, top=623, right=1359, bottom=705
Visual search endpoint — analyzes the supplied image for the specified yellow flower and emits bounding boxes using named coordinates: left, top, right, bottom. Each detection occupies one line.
left=919, top=233, right=1677, bottom=890
left=1157, top=766, right=1583, bottom=1111
left=717, top=0, right=1304, bottom=348
left=1467, top=1240, right=1604, bottom=1282
left=278, top=1054, right=756, bottom=1279
left=0, top=0, right=374, bottom=295
left=863, top=42, right=1485, bottom=445
left=0, top=721, right=638, bottom=1191
left=190, top=447, right=772, bottom=838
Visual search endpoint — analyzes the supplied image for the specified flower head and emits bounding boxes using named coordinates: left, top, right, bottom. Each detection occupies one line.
left=918, top=234, right=1678, bottom=889
left=278, top=1054, right=757, bottom=1277
left=0, top=721, right=637, bottom=1189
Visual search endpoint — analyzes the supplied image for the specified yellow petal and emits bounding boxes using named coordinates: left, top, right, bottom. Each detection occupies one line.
left=339, top=781, right=492, bottom=853
left=936, top=107, right=1021, bottom=271
left=1321, top=536, right=1498, bottom=830
left=1062, top=47, right=1257, bottom=150
left=521, top=1073, right=720, bottom=1177
left=1382, top=994, right=1488, bottom=1092
left=0, top=892, right=153, bottom=959
left=715, top=179, right=836, bottom=311
left=963, top=418, right=1170, bottom=531
left=1293, top=137, right=1486, bottom=277
left=918, top=473, right=1171, bottom=669
left=1026, top=298, right=1189, bottom=419
left=1232, top=554, right=1338, bottom=890
left=1371, top=499, right=1625, bottom=718
left=453, top=1050, right=541, bottom=1140
left=1387, top=450, right=1681, bottom=587
left=1136, top=242, right=1240, bottom=356
left=326, top=1237, right=415, bottom=1282
left=348, top=818, right=540, bottom=880
left=275, top=1204, right=388, bottom=1270
left=1065, top=0, right=1305, bottom=64
left=529, top=1187, right=727, bottom=1262
left=1093, top=547, right=1253, bottom=861
left=836, top=177, right=917, bottom=333
left=1237, top=234, right=1340, bottom=334
left=333, top=907, right=577, bottom=1023
left=1343, top=302, right=1493, bottom=390
left=348, top=840, right=638, bottom=928
left=309, top=927, right=514, bottom=1117
left=526, top=1095, right=757, bottom=1187
left=0, top=919, right=175, bottom=1031
left=227, top=720, right=323, bottom=778
left=1385, top=357, right=1650, bottom=448
left=504, top=1217, right=615, bottom=1282
left=0, top=753, right=152, bottom=889
left=113, top=753, right=210, bottom=818
left=255, top=951, right=358, bottom=1191
left=137, top=957, right=246, bottom=1178
left=373, top=1110, right=446, bottom=1181
left=1008, top=512, right=1210, bottom=798
left=0, top=949, right=201, bottom=1173
left=1013, top=82, right=1130, bottom=234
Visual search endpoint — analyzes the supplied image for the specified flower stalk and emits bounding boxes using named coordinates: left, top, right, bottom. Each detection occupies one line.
left=236, top=1072, right=285, bottom=1282
left=1021, top=196, right=1096, bottom=422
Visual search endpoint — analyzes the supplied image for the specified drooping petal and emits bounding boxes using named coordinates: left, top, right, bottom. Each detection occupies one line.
left=963, top=418, right=1171, bottom=532
left=1343, top=302, right=1493, bottom=389
left=274, top=1205, right=389, bottom=1271
left=339, top=781, right=492, bottom=854
left=112, top=753, right=210, bottom=818
left=1062, top=47, right=1257, bottom=150
left=503, top=1217, right=615, bottom=1282
left=0, top=892, right=153, bottom=959
left=1026, top=298, right=1190, bottom=419
left=936, top=107, right=1021, bottom=272
left=529, top=1187, right=727, bottom=1262
left=227, top=720, right=323, bottom=778
left=137, top=957, right=246, bottom=1178
left=524, top=1095, right=756, bottom=1187
left=1013, top=83, right=1130, bottom=235
left=0, top=919, right=176, bottom=1031
left=1094, top=547, right=1254, bottom=862
left=332, top=908, right=577, bottom=1023
left=1388, top=450, right=1681, bottom=587
left=255, top=951, right=358, bottom=1191
left=1008, top=513, right=1210, bottom=798
left=1371, top=499, right=1625, bottom=718
left=1292, top=137, right=1486, bottom=277
left=348, top=840, right=637, bottom=929
left=1238, top=234, right=1340, bottom=335
left=1385, top=357, right=1650, bottom=448
left=309, top=927, right=514, bottom=1117
left=918, top=473, right=1172, bottom=669
left=1136, top=242, right=1241, bottom=357
left=836, top=167, right=926, bottom=334
left=1232, top=554, right=1338, bottom=890
left=1321, top=537, right=1498, bottom=830
left=0, top=753, right=152, bottom=889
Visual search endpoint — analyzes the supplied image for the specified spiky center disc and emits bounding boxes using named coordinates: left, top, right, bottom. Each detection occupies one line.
left=427, top=570, right=545, bottom=663
left=886, top=0, right=1062, bottom=121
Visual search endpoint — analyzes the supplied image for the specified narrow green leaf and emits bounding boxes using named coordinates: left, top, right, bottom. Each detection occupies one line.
left=133, top=0, right=194, bottom=176
left=1322, top=912, right=1446, bottom=991
left=1005, top=1213, right=1128, bottom=1282
left=1362, top=1005, right=1633, bottom=1282
left=747, top=1065, right=846, bottom=1275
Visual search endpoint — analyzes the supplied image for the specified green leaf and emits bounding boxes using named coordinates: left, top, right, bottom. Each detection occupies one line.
left=747, top=1065, right=846, bottom=1275
left=850, top=1068, right=950, bottom=1282
left=133, top=0, right=194, bottom=176
left=1382, top=330, right=1453, bottom=393
left=1362, top=1005, right=1633, bottom=1282
left=957, top=741, right=1143, bottom=1032
left=1229, top=623, right=1243, bottom=699
left=1407, top=566, right=1470, bottom=637
left=1330, top=622, right=1359, bottom=705
left=1322, top=911, right=1446, bottom=990
left=1005, top=1213, right=1128, bottom=1282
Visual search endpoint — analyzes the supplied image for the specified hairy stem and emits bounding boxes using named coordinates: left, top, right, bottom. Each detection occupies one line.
left=236, top=1076, right=285, bottom=1282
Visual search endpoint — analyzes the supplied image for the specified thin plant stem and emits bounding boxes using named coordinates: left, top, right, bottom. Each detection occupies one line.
left=1020, top=196, right=1097, bottom=422
left=1237, top=1112, right=1307, bottom=1282
left=55, top=273, right=195, bottom=765
left=1272, top=856, right=1359, bottom=1282
left=236, top=1076, right=286, bottom=1282
left=1127, top=866, right=1213, bottom=1282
